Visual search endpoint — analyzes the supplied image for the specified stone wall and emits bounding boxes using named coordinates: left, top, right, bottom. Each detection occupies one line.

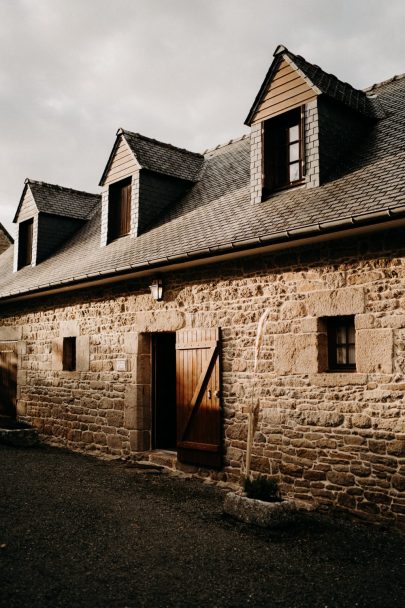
left=0, top=227, right=404, bottom=529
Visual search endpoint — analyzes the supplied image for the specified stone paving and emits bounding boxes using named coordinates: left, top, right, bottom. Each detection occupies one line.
left=0, top=444, right=404, bottom=608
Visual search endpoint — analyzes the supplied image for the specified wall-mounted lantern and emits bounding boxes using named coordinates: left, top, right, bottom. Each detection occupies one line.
left=149, top=278, right=163, bottom=301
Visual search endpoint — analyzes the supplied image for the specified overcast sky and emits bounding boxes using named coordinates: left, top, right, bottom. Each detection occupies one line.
left=1, top=0, right=404, bottom=236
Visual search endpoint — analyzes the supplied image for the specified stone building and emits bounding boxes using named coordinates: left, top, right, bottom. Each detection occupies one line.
left=0, top=45, right=404, bottom=529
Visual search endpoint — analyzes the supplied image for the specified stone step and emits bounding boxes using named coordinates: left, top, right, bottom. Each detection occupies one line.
left=0, top=418, right=39, bottom=448
left=126, top=461, right=164, bottom=472
left=147, top=451, right=177, bottom=470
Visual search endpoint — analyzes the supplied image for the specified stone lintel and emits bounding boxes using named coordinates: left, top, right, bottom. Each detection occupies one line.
left=306, top=287, right=365, bottom=317
left=0, top=326, right=22, bottom=341
left=133, top=311, right=185, bottom=333
left=60, top=320, right=80, bottom=337
left=310, top=373, right=368, bottom=387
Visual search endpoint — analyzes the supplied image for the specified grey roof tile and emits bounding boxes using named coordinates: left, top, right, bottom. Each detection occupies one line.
left=121, top=130, right=204, bottom=182
left=0, top=222, right=13, bottom=244
left=15, top=180, right=100, bottom=222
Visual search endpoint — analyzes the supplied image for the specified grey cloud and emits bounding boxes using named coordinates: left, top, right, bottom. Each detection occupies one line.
left=1, top=0, right=404, bottom=236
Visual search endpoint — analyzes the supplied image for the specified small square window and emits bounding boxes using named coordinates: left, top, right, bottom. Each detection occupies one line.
left=63, top=337, right=76, bottom=371
left=327, top=316, right=356, bottom=371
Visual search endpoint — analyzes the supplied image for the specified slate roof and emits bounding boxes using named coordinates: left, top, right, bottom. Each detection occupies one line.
left=245, top=45, right=385, bottom=125
left=100, top=130, right=204, bottom=185
left=0, top=65, right=404, bottom=302
left=13, top=180, right=100, bottom=222
left=0, top=222, right=13, bottom=244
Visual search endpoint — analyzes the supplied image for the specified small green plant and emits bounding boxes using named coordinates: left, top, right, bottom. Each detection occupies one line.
left=243, top=476, right=281, bottom=503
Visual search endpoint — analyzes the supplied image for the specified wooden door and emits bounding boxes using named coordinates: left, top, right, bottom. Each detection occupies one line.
left=0, top=343, right=17, bottom=418
left=176, top=328, right=222, bottom=468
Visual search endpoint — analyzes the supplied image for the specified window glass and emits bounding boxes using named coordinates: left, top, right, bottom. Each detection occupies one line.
left=336, top=326, right=346, bottom=345
left=289, top=125, right=299, bottom=142
left=327, top=316, right=356, bottom=371
left=108, top=177, right=132, bottom=242
left=289, top=142, right=300, bottom=162
left=18, top=218, right=33, bottom=269
left=63, top=337, right=76, bottom=372
left=289, top=163, right=300, bottom=182
left=263, top=107, right=303, bottom=193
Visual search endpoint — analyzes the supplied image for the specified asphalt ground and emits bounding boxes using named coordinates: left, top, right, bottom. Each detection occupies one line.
left=0, top=444, right=404, bottom=608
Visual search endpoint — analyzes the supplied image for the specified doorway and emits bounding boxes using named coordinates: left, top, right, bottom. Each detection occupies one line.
left=0, top=343, right=17, bottom=419
left=152, top=333, right=176, bottom=450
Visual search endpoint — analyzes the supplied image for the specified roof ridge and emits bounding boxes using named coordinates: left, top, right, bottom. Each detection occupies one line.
left=120, top=129, right=204, bottom=159
left=26, top=179, right=100, bottom=198
left=364, top=72, right=405, bottom=92
left=203, top=133, right=249, bottom=155
left=287, top=51, right=368, bottom=98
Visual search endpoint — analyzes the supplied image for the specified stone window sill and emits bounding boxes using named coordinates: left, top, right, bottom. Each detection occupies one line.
left=309, top=372, right=368, bottom=387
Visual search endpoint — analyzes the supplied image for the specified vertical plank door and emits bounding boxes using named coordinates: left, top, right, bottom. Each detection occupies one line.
left=0, top=343, right=17, bottom=418
left=176, top=328, right=222, bottom=468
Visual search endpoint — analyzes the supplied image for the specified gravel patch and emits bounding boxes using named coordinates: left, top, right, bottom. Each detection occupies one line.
left=0, top=444, right=404, bottom=608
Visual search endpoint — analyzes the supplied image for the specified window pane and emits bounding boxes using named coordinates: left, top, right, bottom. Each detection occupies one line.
left=336, top=346, right=346, bottom=365
left=348, top=345, right=356, bottom=365
left=63, top=337, right=76, bottom=371
left=289, top=162, right=300, bottom=182
left=289, top=142, right=299, bottom=162
left=336, top=325, right=347, bottom=345
left=289, top=125, right=299, bottom=142
left=348, top=325, right=355, bottom=344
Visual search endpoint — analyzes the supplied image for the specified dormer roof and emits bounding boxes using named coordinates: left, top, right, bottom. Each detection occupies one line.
left=245, top=44, right=385, bottom=126
left=13, top=179, right=100, bottom=223
left=0, top=222, right=13, bottom=245
left=99, top=129, right=204, bottom=186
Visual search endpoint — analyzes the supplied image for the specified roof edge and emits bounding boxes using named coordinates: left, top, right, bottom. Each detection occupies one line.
left=2, top=204, right=405, bottom=304
left=121, top=129, right=204, bottom=160
left=27, top=178, right=100, bottom=199
left=99, top=131, right=134, bottom=187
left=0, top=222, right=14, bottom=244
left=13, top=181, right=33, bottom=223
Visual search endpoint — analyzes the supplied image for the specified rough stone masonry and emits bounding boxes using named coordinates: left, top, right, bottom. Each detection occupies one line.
left=0, top=227, right=404, bottom=531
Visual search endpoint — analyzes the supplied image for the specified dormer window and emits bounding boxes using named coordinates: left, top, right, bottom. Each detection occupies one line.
left=18, top=218, right=33, bottom=269
left=108, top=177, right=132, bottom=242
left=263, top=107, right=304, bottom=195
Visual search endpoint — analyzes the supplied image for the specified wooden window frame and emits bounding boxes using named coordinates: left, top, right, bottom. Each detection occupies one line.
left=63, top=337, right=76, bottom=372
left=108, top=177, right=132, bottom=242
left=262, top=106, right=305, bottom=196
left=18, top=218, right=33, bottom=269
left=327, top=316, right=356, bottom=372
